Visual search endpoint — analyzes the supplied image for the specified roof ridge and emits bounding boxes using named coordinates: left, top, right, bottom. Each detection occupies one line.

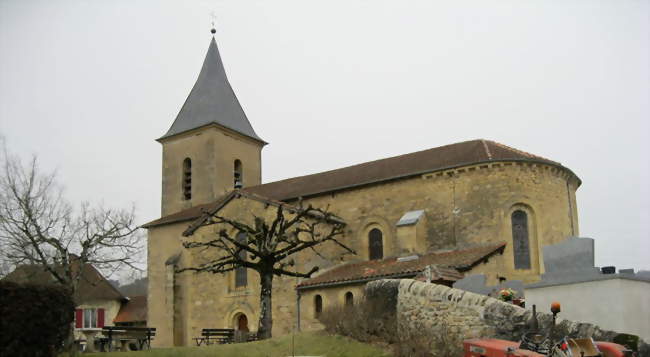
left=296, top=242, right=507, bottom=289
left=424, top=241, right=506, bottom=257
left=481, top=139, right=493, bottom=160
left=245, top=139, right=485, bottom=188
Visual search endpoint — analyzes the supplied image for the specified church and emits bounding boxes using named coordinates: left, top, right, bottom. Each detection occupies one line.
left=143, top=34, right=581, bottom=347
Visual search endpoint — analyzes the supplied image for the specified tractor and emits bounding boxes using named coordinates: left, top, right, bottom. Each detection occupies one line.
left=463, top=302, right=636, bottom=357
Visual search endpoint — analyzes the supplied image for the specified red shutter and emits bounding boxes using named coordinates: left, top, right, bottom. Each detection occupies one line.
left=75, top=309, right=83, bottom=328
left=97, top=308, right=105, bottom=328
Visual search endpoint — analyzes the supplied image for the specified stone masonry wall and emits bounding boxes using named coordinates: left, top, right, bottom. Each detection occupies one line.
left=365, top=279, right=649, bottom=356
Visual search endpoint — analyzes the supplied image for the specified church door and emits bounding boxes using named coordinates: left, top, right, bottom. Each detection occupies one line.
left=237, top=314, right=249, bottom=332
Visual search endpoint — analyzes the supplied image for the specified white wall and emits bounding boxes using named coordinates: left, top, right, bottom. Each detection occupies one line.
left=74, top=299, right=123, bottom=340
left=525, top=279, right=650, bottom=341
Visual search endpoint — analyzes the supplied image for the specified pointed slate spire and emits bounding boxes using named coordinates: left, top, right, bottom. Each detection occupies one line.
left=159, top=37, right=265, bottom=144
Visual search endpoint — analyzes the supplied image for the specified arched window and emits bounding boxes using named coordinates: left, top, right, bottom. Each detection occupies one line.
left=344, top=291, right=354, bottom=307
left=234, top=159, right=243, bottom=188
left=511, top=210, right=531, bottom=270
left=182, top=158, right=192, bottom=200
left=368, top=228, right=383, bottom=260
left=235, top=233, right=247, bottom=287
left=314, top=295, right=323, bottom=318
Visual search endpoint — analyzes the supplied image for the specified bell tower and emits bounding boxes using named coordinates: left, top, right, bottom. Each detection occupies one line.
left=158, top=32, right=266, bottom=216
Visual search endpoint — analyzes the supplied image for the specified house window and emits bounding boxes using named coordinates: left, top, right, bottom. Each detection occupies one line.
left=368, top=228, right=383, bottom=260
left=234, top=160, right=243, bottom=188
left=76, top=308, right=104, bottom=329
left=511, top=210, right=531, bottom=270
left=344, top=291, right=354, bottom=307
left=235, top=232, right=247, bottom=287
left=183, top=158, right=192, bottom=200
left=314, top=295, right=323, bottom=318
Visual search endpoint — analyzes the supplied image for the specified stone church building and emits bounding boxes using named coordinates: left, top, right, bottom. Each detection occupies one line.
left=143, top=35, right=581, bottom=347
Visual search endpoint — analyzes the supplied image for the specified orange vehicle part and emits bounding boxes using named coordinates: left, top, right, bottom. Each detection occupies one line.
left=596, top=341, right=634, bottom=357
left=464, top=338, right=633, bottom=357
left=464, top=339, right=545, bottom=357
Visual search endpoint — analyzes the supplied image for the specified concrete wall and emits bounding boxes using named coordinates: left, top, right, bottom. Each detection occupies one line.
left=525, top=278, right=650, bottom=341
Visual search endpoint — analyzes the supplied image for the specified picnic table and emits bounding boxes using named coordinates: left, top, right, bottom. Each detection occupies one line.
left=193, top=328, right=235, bottom=345
left=100, top=326, right=156, bottom=351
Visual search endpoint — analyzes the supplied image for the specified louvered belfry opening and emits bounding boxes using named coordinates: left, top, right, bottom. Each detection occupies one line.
left=183, top=158, right=192, bottom=200
left=234, top=159, right=243, bottom=189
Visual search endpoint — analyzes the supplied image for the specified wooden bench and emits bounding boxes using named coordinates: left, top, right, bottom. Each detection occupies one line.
left=246, top=332, right=259, bottom=342
left=101, top=326, right=156, bottom=351
left=193, top=328, right=235, bottom=346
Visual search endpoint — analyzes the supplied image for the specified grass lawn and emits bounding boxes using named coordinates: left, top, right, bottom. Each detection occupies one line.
left=78, top=331, right=392, bottom=357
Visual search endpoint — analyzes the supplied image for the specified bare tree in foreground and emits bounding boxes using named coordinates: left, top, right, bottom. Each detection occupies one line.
left=0, top=146, right=143, bottom=354
left=179, top=197, right=354, bottom=339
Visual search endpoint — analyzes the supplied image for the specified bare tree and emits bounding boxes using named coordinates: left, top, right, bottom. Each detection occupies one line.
left=0, top=145, right=143, bottom=353
left=179, top=197, right=354, bottom=340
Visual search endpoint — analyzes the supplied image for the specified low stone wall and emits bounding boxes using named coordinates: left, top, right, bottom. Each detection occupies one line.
left=365, top=279, right=649, bottom=356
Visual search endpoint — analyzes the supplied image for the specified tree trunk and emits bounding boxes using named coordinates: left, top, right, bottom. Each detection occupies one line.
left=65, top=281, right=78, bottom=356
left=65, top=322, right=78, bottom=356
left=257, top=271, right=274, bottom=339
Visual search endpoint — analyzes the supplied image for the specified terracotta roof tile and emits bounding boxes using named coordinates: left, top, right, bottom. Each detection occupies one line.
left=143, top=189, right=340, bottom=230
left=114, top=295, right=147, bottom=323
left=141, top=200, right=225, bottom=229
left=296, top=242, right=506, bottom=289
left=244, top=139, right=572, bottom=201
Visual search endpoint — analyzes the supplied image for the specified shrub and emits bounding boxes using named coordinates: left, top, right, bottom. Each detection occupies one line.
left=318, top=299, right=397, bottom=344
left=0, top=281, right=75, bottom=357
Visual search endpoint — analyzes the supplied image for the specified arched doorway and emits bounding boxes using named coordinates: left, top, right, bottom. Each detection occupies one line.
left=236, top=313, right=249, bottom=332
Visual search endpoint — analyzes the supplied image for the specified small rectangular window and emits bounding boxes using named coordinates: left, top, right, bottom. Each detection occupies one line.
left=83, top=308, right=97, bottom=328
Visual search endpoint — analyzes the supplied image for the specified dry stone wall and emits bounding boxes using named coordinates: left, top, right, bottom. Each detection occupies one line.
left=365, top=279, right=649, bottom=357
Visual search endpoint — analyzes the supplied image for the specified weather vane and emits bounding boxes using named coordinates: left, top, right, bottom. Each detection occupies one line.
left=210, top=11, right=217, bottom=34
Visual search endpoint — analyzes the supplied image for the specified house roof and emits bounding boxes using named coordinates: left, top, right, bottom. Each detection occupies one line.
left=143, top=140, right=578, bottom=229
left=114, top=295, right=147, bottom=323
left=158, top=37, right=265, bottom=144
left=2, top=261, right=125, bottom=303
left=296, top=242, right=506, bottom=290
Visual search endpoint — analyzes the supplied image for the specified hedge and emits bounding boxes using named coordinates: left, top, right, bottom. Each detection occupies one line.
left=0, top=281, right=75, bottom=357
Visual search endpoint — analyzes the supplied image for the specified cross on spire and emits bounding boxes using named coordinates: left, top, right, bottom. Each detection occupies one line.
left=210, top=11, right=217, bottom=34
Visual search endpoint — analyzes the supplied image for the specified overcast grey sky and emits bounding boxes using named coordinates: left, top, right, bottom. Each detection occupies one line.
left=1, top=0, right=648, bottom=270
